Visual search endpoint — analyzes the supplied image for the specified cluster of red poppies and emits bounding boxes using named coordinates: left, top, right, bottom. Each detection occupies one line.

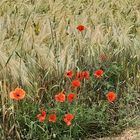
left=55, top=92, right=76, bottom=103
left=65, top=69, right=104, bottom=88
left=9, top=68, right=117, bottom=126
left=65, top=69, right=117, bottom=102
left=65, top=69, right=104, bottom=79
left=36, top=111, right=74, bottom=126
left=36, top=69, right=117, bottom=126
left=35, top=88, right=75, bottom=125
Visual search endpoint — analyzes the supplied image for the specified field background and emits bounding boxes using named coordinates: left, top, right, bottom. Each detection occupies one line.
left=0, top=0, right=140, bottom=140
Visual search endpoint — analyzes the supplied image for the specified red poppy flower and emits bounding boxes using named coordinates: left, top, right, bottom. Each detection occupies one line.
left=10, top=88, right=26, bottom=101
left=71, top=80, right=81, bottom=88
left=37, top=111, right=46, bottom=122
left=65, top=70, right=73, bottom=78
left=106, top=91, right=117, bottom=103
left=63, top=113, right=74, bottom=126
left=55, top=92, right=65, bottom=102
left=67, top=93, right=77, bottom=102
left=94, top=69, right=104, bottom=78
left=76, top=71, right=89, bottom=80
left=82, top=71, right=90, bottom=79
left=48, top=114, right=57, bottom=123
left=77, top=25, right=85, bottom=32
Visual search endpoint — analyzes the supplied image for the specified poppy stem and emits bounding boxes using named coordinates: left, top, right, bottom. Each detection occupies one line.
left=69, top=125, right=72, bottom=138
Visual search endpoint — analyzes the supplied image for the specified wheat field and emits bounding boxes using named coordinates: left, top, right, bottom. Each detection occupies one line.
left=0, top=0, right=139, bottom=84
